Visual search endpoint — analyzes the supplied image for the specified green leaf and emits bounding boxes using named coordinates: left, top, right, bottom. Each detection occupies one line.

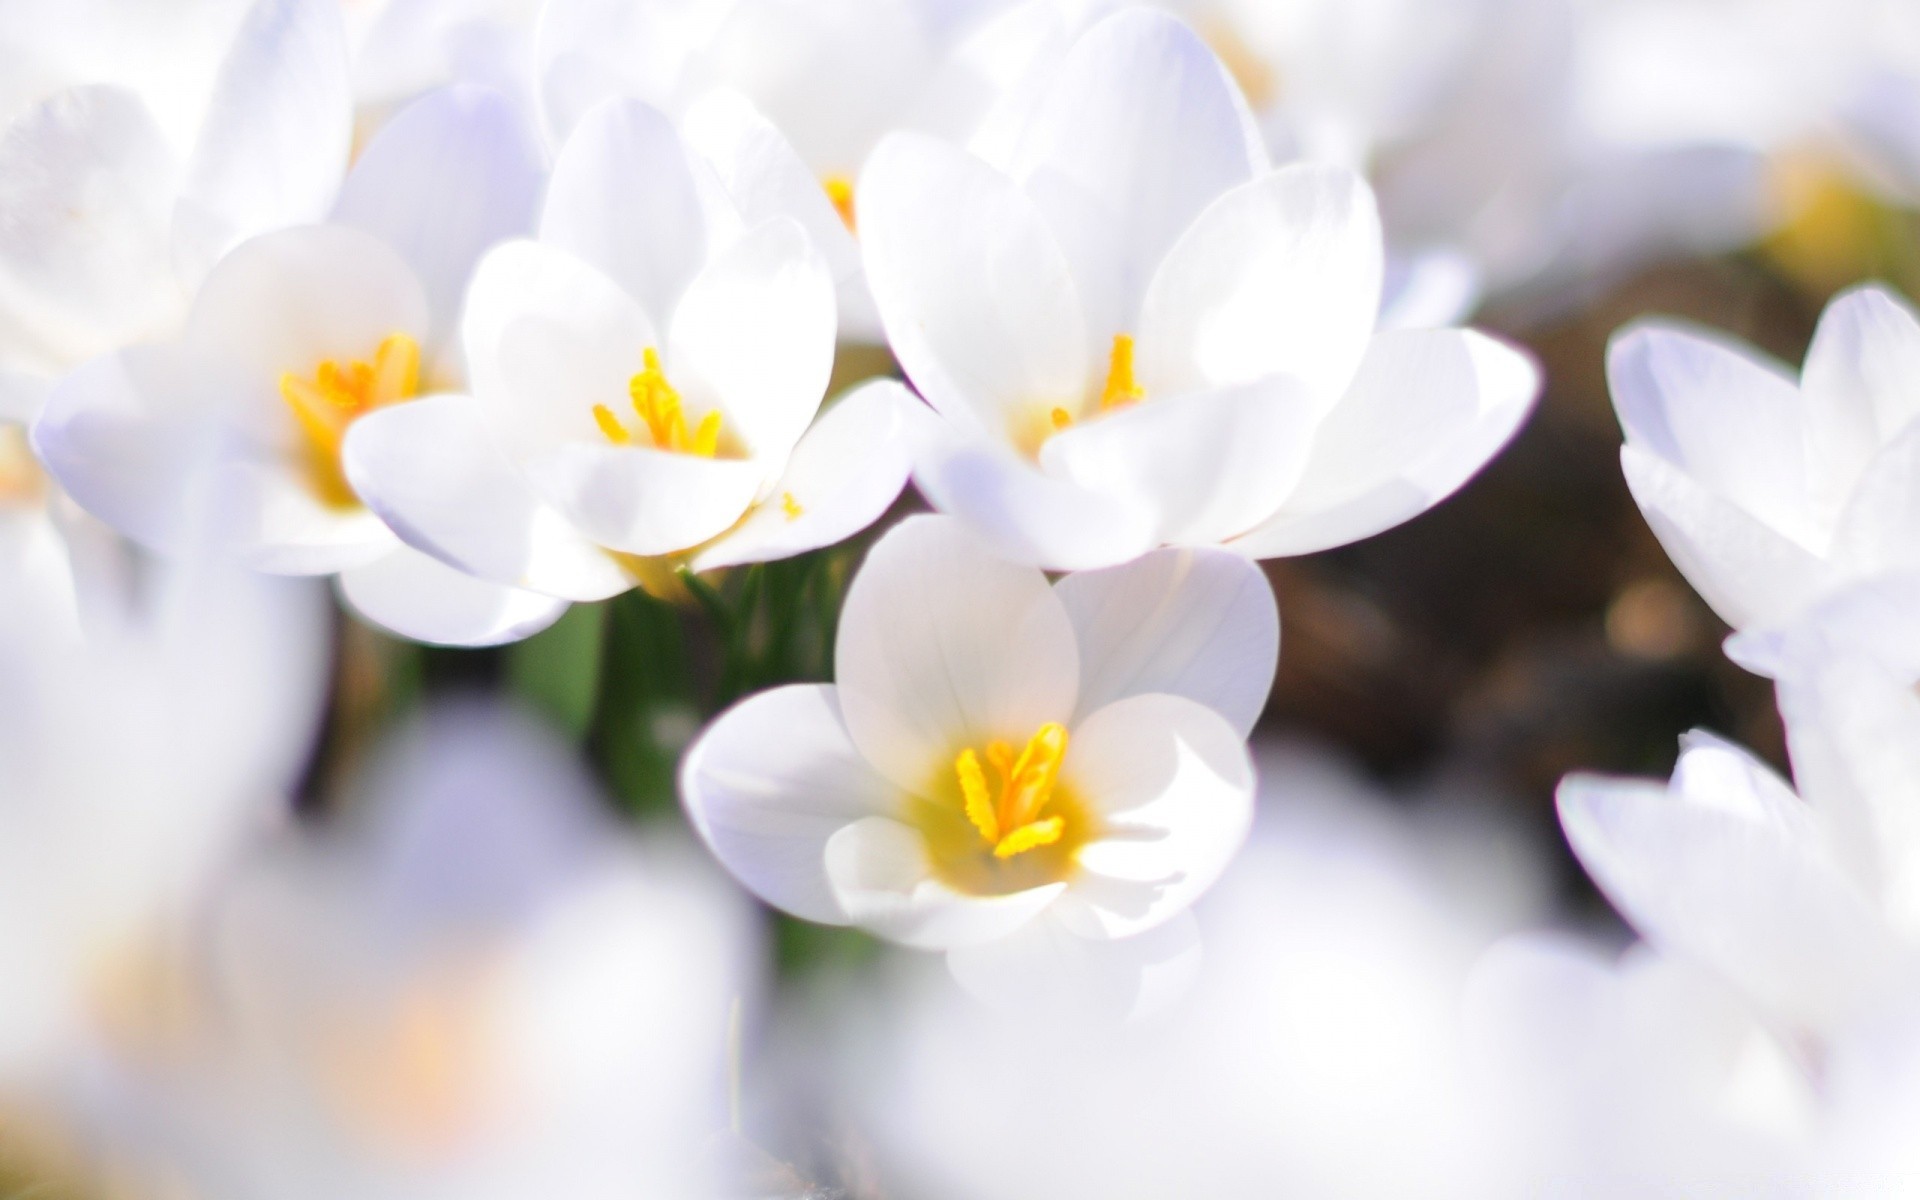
left=505, top=603, right=605, bottom=739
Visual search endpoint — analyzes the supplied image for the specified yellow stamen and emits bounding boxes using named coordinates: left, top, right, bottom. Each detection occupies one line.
left=992, top=817, right=1065, bottom=859
left=781, top=491, right=804, bottom=520
left=595, top=347, right=729, bottom=457
left=1049, top=406, right=1073, bottom=430
left=823, top=175, right=857, bottom=233
left=957, top=749, right=999, bottom=844
left=1100, top=333, right=1144, bottom=410
left=950, top=723, right=1071, bottom=860
left=278, top=332, right=421, bottom=508
left=592, top=404, right=631, bottom=444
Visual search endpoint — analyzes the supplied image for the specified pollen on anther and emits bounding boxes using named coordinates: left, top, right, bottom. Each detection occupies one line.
left=781, top=491, right=804, bottom=521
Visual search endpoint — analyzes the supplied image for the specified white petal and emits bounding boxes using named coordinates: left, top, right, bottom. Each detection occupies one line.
left=341, top=393, right=630, bottom=602
left=1608, top=323, right=1823, bottom=546
left=540, top=96, right=718, bottom=325
left=1055, top=692, right=1255, bottom=939
left=1039, top=377, right=1318, bottom=546
left=338, top=545, right=569, bottom=646
left=463, top=238, right=656, bottom=463
left=533, top=0, right=709, bottom=146
left=681, top=683, right=898, bottom=925
left=823, top=815, right=1064, bottom=949
left=213, top=452, right=397, bottom=574
left=1557, top=773, right=1898, bottom=1031
left=1671, top=729, right=1816, bottom=835
left=181, top=223, right=430, bottom=397
left=1053, top=547, right=1277, bottom=737
left=1621, top=443, right=1831, bottom=631
left=857, top=132, right=1089, bottom=439
left=1137, top=164, right=1383, bottom=406
left=32, top=346, right=215, bottom=553
left=667, top=217, right=835, bottom=463
left=690, top=379, right=914, bottom=573
left=525, top=443, right=767, bottom=558
left=0, top=86, right=182, bottom=376
left=1009, top=8, right=1263, bottom=342
left=946, top=907, right=1201, bottom=1022
left=911, top=429, right=1157, bottom=570
left=682, top=88, right=875, bottom=339
left=1833, top=422, right=1920, bottom=579
left=1378, top=246, right=1483, bottom=331
left=332, top=83, right=543, bottom=357
left=1227, top=328, right=1539, bottom=558
left=834, top=514, right=1079, bottom=793
left=173, top=0, right=352, bottom=278
left=1802, top=285, right=1920, bottom=453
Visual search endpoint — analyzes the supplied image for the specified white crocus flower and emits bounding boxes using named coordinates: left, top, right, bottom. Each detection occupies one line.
left=1557, top=724, right=1916, bottom=1046
left=682, top=514, right=1271, bottom=1007
left=86, top=706, right=756, bottom=1200
left=531, top=0, right=995, bottom=343
left=859, top=10, right=1538, bottom=571
left=1607, top=284, right=1920, bottom=650
left=341, top=95, right=915, bottom=613
left=33, top=84, right=574, bottom=646
left=0, top=0, right=353, bottom=420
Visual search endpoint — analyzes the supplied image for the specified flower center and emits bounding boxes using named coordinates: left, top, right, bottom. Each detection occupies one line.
left=0, top=426, right=47, bottom=507
left=823, top=174, right=857, bottom=233
left=956, top=723, right=1071, bottom=859
left=909, top=723, right=1094, bottom=897
left=1018, top=334, right=1146, bottom=457
left=592, top=347, right=730, bottom=457
left=280, top=332, right=421, bottom=509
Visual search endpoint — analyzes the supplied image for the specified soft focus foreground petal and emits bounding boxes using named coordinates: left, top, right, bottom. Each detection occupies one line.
left=1620, top=444, right=1830, bottom=633
left=463, top=239, right=656, bottom=461
left=1138, top=164, right=1384, bottom=405
left=1053, top=546, right=1277, bottom=737
left=858, top=132, right=1089, bottom=438
left=540, top=96, right=717, bottom=325
left=1832, top=423, right=1920, bottom=581
left=667, top=216, right=835, bottom=463
left=1378, top=247, right=1483, bottom=331
left=1228, top=328, right=1538, bottom=558
left=946, top=908, right=1201, bottom=1022
left=533, top=0, right=713, bottom=145
left=1557, top=774, right=1900, bottom=1032
left=338, top=545, right=569, bottom=646
left=834, top=515, right=1079, bottom=792
left=526, top=442, right=767, bottom=558
left=682, top=88, right=876, bottom=340
left=332, top=84, right=544, bottom=354
left=182, top=223, right=430, bottom=394
left=32, top=346, right=214, bottom=553
left=173, top=0, right=352, bottom=278
left=0, top=87, right=181, bottom=377
left=824, top=816, right=1065, bottom=949
left=1009, top=9, right=1263, bottom=342
left=1802, top=285, right=1920, bottom=453
left=1040, top=377, right=1317, bottom=546
left=1608, top=324, right=1822, bottom=547
left=1056, top=693, right=1255, bottom=940
left=1672, top=729, right=1817, bottom=836
left=911, top=430, right=1158, bottom=570
left=690, top=379, right=914, bottom=573
left=341, top=393, right=629, bottom=602
left=681, top=684, right=897, bottom=925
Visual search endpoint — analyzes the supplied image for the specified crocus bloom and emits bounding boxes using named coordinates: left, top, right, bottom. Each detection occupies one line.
left=0, top=0, right=352, bottom=420
left=342, top=95, right=915, bottom=614
left=1607, top=284, right=1920, bottom=649
left=859, top=10, right=1539, bottom=570
left=682, top=514, right=1272, bottom=1005
left=85, top=706, right=756, bottom=1200
left=33, top=85, right=577, bottom=645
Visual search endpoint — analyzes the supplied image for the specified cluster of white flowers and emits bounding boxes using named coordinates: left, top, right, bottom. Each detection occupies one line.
left=5, top=0, right=1920, bottom=1195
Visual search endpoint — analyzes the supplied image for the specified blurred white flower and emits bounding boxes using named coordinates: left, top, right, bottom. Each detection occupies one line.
left=682, top=514, right=1273, bottom=1010
left=815, top=742, right=1543, bottom=1199
left=0, top=546, right=328, bottom=1084
left=343, top=95, right=915, bottom=616
left=85, top=705, right=758, bottom=1200
left=343, top=0, right=543, bottom=125
left=1466, top=933, right=1815, bottom=1197
left=32, top=84, right=573, bottom=646
left=1607, top=284, right=1920, bottom=648
left=0, top=0, right=353, bottom=420
left=858, top=10, right=1538, bottom=570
